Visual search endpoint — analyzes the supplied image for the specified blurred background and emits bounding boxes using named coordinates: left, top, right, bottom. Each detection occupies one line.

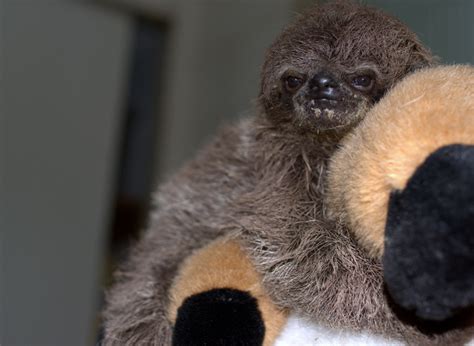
left=2, top=0, right=473, bottom=345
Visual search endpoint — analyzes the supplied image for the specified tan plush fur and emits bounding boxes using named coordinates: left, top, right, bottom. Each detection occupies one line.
left=327, top=65, right=474, bottom=257
left=168, top=237, right=288, bottom=346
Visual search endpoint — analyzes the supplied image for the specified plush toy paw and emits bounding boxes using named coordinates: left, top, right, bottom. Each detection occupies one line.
left=168, top=237, right=288, bottom=346
left=173, top=288, right=265, bottom=345
left=384, top=144, right=474, bottom=322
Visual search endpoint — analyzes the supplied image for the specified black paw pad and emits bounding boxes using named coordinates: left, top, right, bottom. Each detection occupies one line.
left=384, top=144, right=474, bottom=322
left=172, top=288, right=265, bottom=346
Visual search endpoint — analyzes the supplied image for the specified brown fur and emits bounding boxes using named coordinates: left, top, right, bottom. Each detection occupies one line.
left=327, top=65, right=474, bottom=257
left=168, top=237, right=288, bottom=346
left=102, top=2, right=443, bottom=345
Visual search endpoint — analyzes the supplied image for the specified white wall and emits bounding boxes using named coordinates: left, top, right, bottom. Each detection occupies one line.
left=2, top=1, right=132, bottom=345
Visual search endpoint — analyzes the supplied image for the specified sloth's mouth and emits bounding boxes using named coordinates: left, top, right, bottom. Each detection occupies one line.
left=305, top=99, right=344, bottom=124
left=293, top=95, right=364, bottom=132
left=309, top=98, right=338, bottom=107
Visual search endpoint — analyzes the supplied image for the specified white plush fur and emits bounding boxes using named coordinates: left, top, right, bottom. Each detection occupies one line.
left=275, top=314, right=404, bottom=346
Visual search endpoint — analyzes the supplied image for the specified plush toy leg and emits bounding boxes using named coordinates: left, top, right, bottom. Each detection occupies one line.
left=384, top=144, right=474, bottom=322
left=168, top=237, right=288, bottom=345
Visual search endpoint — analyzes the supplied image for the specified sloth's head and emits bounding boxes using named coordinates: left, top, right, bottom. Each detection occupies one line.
left=259, top=1, right=434, bottom=135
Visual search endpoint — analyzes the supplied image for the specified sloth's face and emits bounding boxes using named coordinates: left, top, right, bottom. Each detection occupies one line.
left=276, top=64, right=385, bottom=132
left=259, top=3, right=434, bottom=136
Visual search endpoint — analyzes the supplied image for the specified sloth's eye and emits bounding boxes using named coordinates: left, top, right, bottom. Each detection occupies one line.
left=284, top=76, right=304, bottom=93
left=351, top=75, right=374, bottom=91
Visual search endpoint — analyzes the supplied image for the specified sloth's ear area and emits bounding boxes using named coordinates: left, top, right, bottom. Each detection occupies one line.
left=168, top=237, right=288, bottom=346
left=326, top=65, right=474, bottom=257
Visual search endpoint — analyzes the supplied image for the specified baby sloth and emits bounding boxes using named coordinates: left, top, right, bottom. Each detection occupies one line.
left=103, top=2, right=434, bottom=345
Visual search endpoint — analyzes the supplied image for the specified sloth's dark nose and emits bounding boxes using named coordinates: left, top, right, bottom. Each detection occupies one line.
left=309, top=73, right=341, bottom=100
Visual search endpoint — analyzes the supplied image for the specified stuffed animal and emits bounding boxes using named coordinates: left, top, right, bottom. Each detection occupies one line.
left=168, top=65, right=474, bottom=345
